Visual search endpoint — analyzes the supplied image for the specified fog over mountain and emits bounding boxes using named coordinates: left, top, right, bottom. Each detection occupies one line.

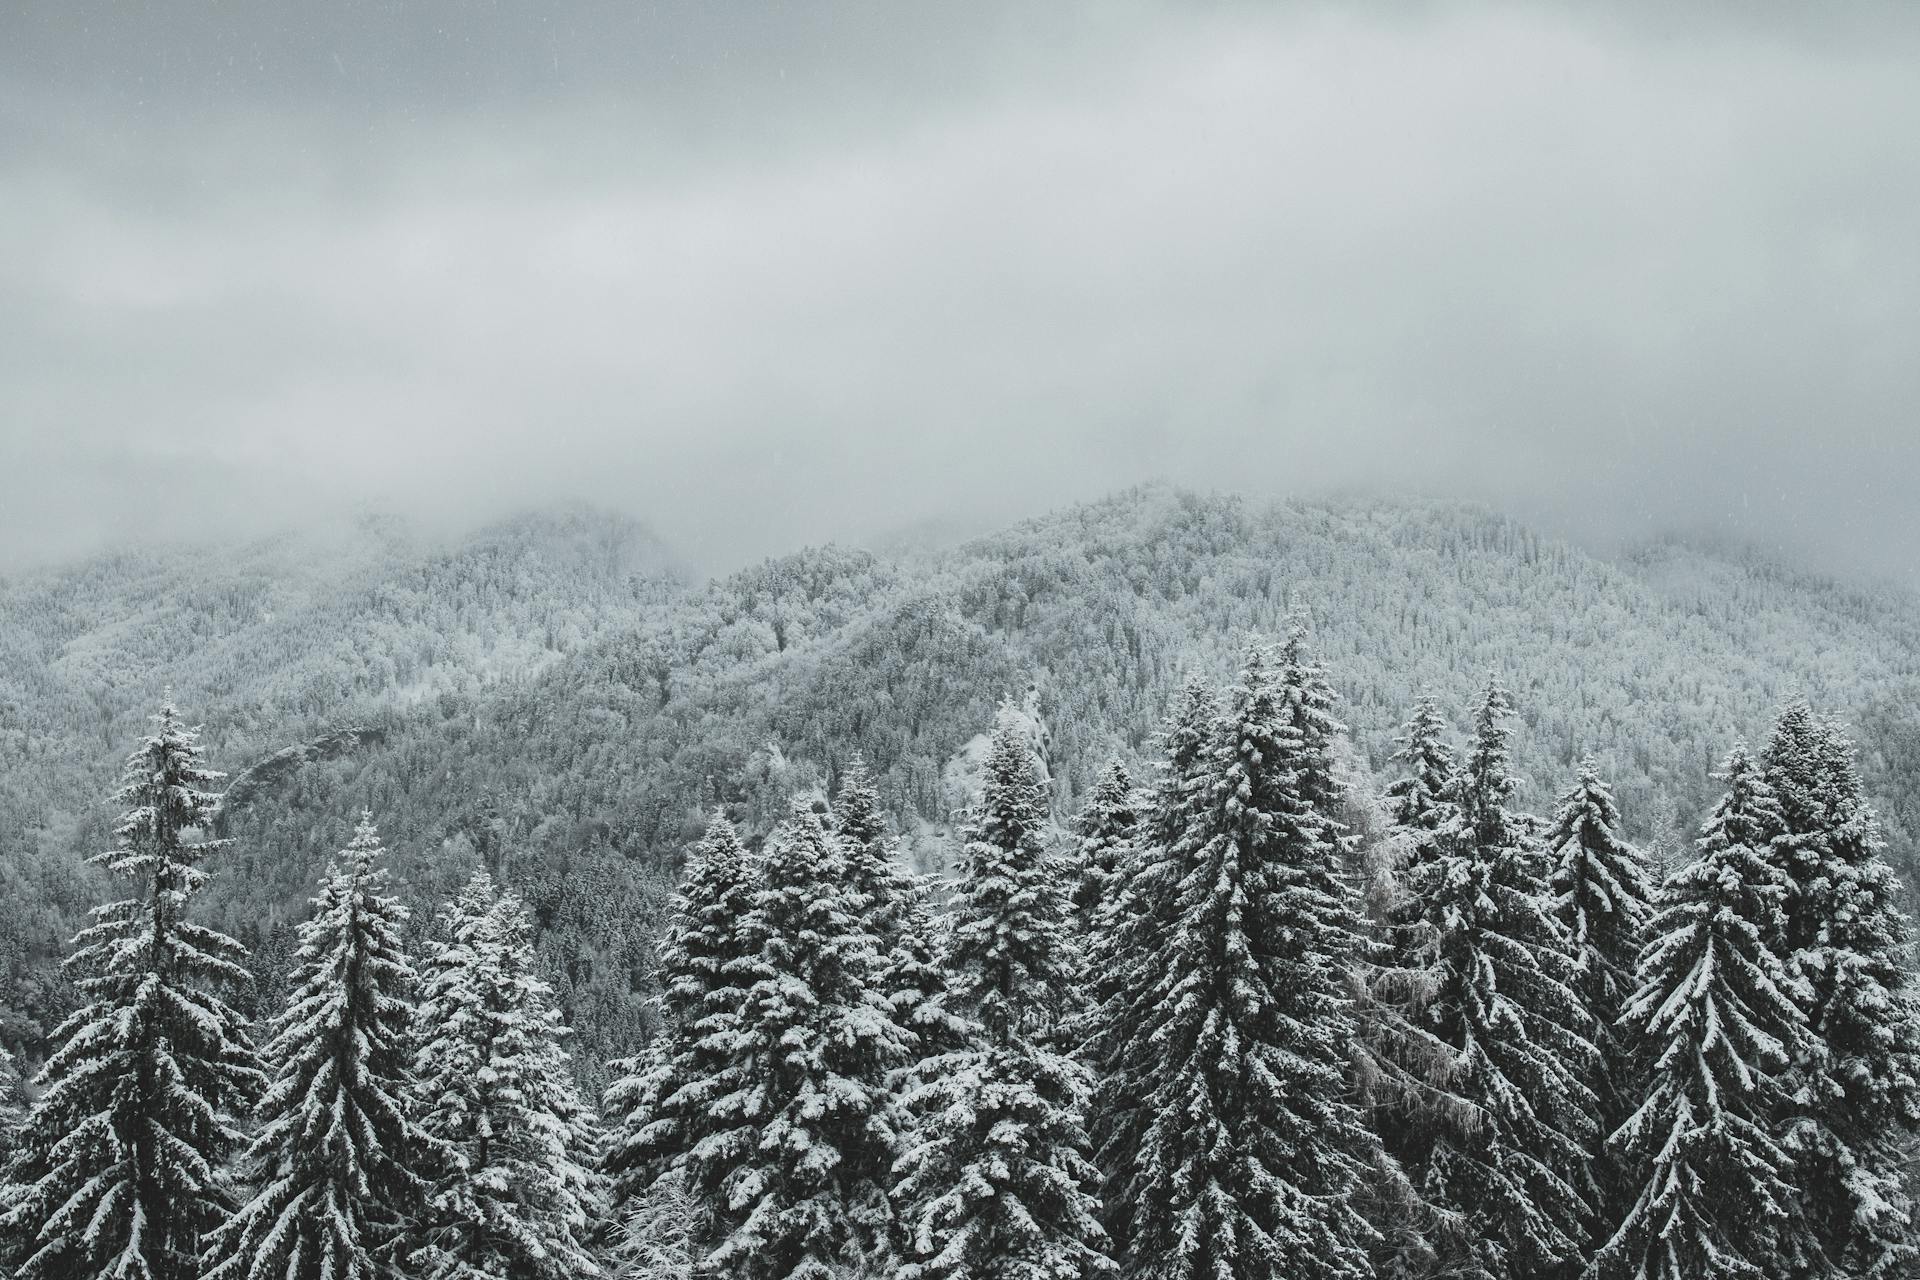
left=11, top=8, right=1920, bottom=1278
left=4, top=1, right=1918, bottom=579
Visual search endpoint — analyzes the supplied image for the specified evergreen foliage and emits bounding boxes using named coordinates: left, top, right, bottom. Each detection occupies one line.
left=1762, top=702, right=1920, bottom=1278
left=1069, top=758, right=1141, bottom=942
left=602, top=815, right=757, bottom=1246
left=831, top=762, right=967, bottom=1064
left=1407, top=680, right=1598, bottom=1280
left=1278, top=622, right=1346, bottom=812
left=694, top=806, right=906, bottom=1280
left=409, top=873, right=605, bottom=1280
left=0, top=1040, right=22, bottom=1176
left=1542, top=760, right=1655, bottom=1235
left=1599, top=743, right=1809, bottom=1280
left=1119, top=643, right=1382, bottom=1279
left=0, top=706, right=263, bottom=1280
left=204, top=814, right=423, bottom=1280
left=1083, top=681, right=1220, bottom=1261
left=609, top=1166, right=699, bottom=1280
left=7, top=495, right=1920, bottom=1279
left=1360, top=693, right=1470, bottom=1270
left=1385, top=694, right=1459, bottom=872
left=895, top=712, right=1108, bottom=1280
left=8, top=491, right=1920, bottom=1091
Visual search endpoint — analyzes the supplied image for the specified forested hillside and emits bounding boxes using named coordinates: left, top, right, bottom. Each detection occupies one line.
left=3, top=486, right=1917, bottom=1084
left=0, top=507, right=684, bottom=1055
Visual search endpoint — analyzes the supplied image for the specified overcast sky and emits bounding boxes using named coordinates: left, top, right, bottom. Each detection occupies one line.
left=3, top=1, right=1917, bottom=580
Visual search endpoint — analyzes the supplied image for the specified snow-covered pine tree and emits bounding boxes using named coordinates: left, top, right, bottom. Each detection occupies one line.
left=1119, top=643, right=1382, bottom=1280
left=831, top=761, right=968, bottom=1064
left=0, top=705, right=263, bottom=1280
left=1542, top=760, right=1654, bottom=1242
left=1279, top=620, right=1345, bottom=811
left=409, top=873, right=605, bottom=1280
left=830, top=756, right=893, bottom=863
left=1083, top=680, right=1220, bottom=1261
left=203, top=813, right=423, bottom=1280
left=1411, top=679, right=1598, bottom=1280
left=1356, top=694, right=1470, bottom=1276
left=895, top=710, right=1108, bottom=1280
left=1597, top=742, right=1809, bottom=1280
left=1068, top=757, right=1140, bottom=941
left=694, top=804, right=907, bottom=1280
left=1385, top=693, right=1458, bottom=840
left=602, top=814, right=757, bottom=1250
left=1761, top=702, right=1920, bottom=1278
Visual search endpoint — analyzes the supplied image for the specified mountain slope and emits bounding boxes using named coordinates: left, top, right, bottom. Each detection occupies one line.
left=3, top=486, right=1916, bottom=1081
left=0, top=507, right=684, bottom=1049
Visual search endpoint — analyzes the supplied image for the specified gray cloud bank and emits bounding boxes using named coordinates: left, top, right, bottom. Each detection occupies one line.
left=3, top=2, right=1917, bottom=580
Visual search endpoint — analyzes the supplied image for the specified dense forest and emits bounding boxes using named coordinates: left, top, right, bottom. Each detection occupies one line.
left=1, top=627, right=1913, bottom=1278
left=2, top=487, right=1917, bottom=1089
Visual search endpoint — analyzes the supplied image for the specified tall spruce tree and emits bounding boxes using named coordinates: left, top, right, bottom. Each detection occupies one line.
left=1543, top=760, right=1654, bottom=1240
left=1359, top=695, right=1469, bottom=1277
left=1410, top=680, right=1598, bottom=1280
left=602, top=814, right=757, bottom=1249
left=694, top=805, right=907, bottom=1280
left=831, top=762, right=967, bottom=1065
left=1119, top=643, right=1382, bottom=1279
left=409, top=873, right=604, bottom=1280
left=1084, top=680, right=1220, bottom=1262
left=895, top=711, right=1108, bottom=1280
left=1069, top=757, right=1141, bottom=942
left=1384, top=694, right=1458, bottom=857
left=0, top=706, right=263, bottom=1280
left=1761, top=702, right=1920, bottom=1278
left=1599, top=743, right=1809, bottom=1280
left=1278, top=621, right=1345, bottom=811
left=205, top=814, right=424, bottom=1280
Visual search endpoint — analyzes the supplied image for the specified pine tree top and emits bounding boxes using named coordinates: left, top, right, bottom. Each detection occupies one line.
left=737, top=801, right=895, bottom=1017
left=945, top=710, right=1073, bottom=1047
left=1214, top=642, right=1319, bottom=837
left=1277, top=622, right=1347, bottom=809
left=1387, top=693, right=1458, bottom=832
left=603, top=813, right=759, bottom=1224
left=1458, top=676, right=1520, bottom=826
left=1545, top=758, right=1653, bottom=960
left=701, top=805, right=905, bottom=1279
left=1070, top=756, right=1140, bottom=933
left=1076, top=757, right=1138, bottom=837
left=1155, top=676, right=1221, bottom=786
left=205, top=813, right=421, bottom=1280
left=672, top=811, right=753, bottom=932
left=2, top=705, right=262, bottom=1280
left=1762, top=697, right=1830, bottom=831
left=339, top=807, right=391, bottom=878
left=832, top=760, right=922, bottom=940
left=832, top=756, right=889, bottom=850
left=413, top=870, right=603, bottom=1280
left=1603, top=746, right=1810, bottom=1280
left=1701, top=741, right=1788, bottom=866
left=96, top=703, right=230, bottom=890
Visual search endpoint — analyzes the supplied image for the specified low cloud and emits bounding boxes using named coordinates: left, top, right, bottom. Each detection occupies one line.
left=2, top=3, right=1916, bottom=579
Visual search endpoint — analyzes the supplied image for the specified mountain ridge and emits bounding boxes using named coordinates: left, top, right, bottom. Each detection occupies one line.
left=2, top=485, right=1916, bottom=1079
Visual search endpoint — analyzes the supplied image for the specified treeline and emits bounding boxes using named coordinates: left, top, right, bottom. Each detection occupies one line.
left=8, top=489, right=1920, bottom=1100
left=2, top=627, right=1918, bottom=1280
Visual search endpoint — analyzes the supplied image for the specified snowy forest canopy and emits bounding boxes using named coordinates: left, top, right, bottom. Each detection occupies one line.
left=1, top=635, right=1915, bottom=1279
left=2, top=487, right=1919, bottom=1279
